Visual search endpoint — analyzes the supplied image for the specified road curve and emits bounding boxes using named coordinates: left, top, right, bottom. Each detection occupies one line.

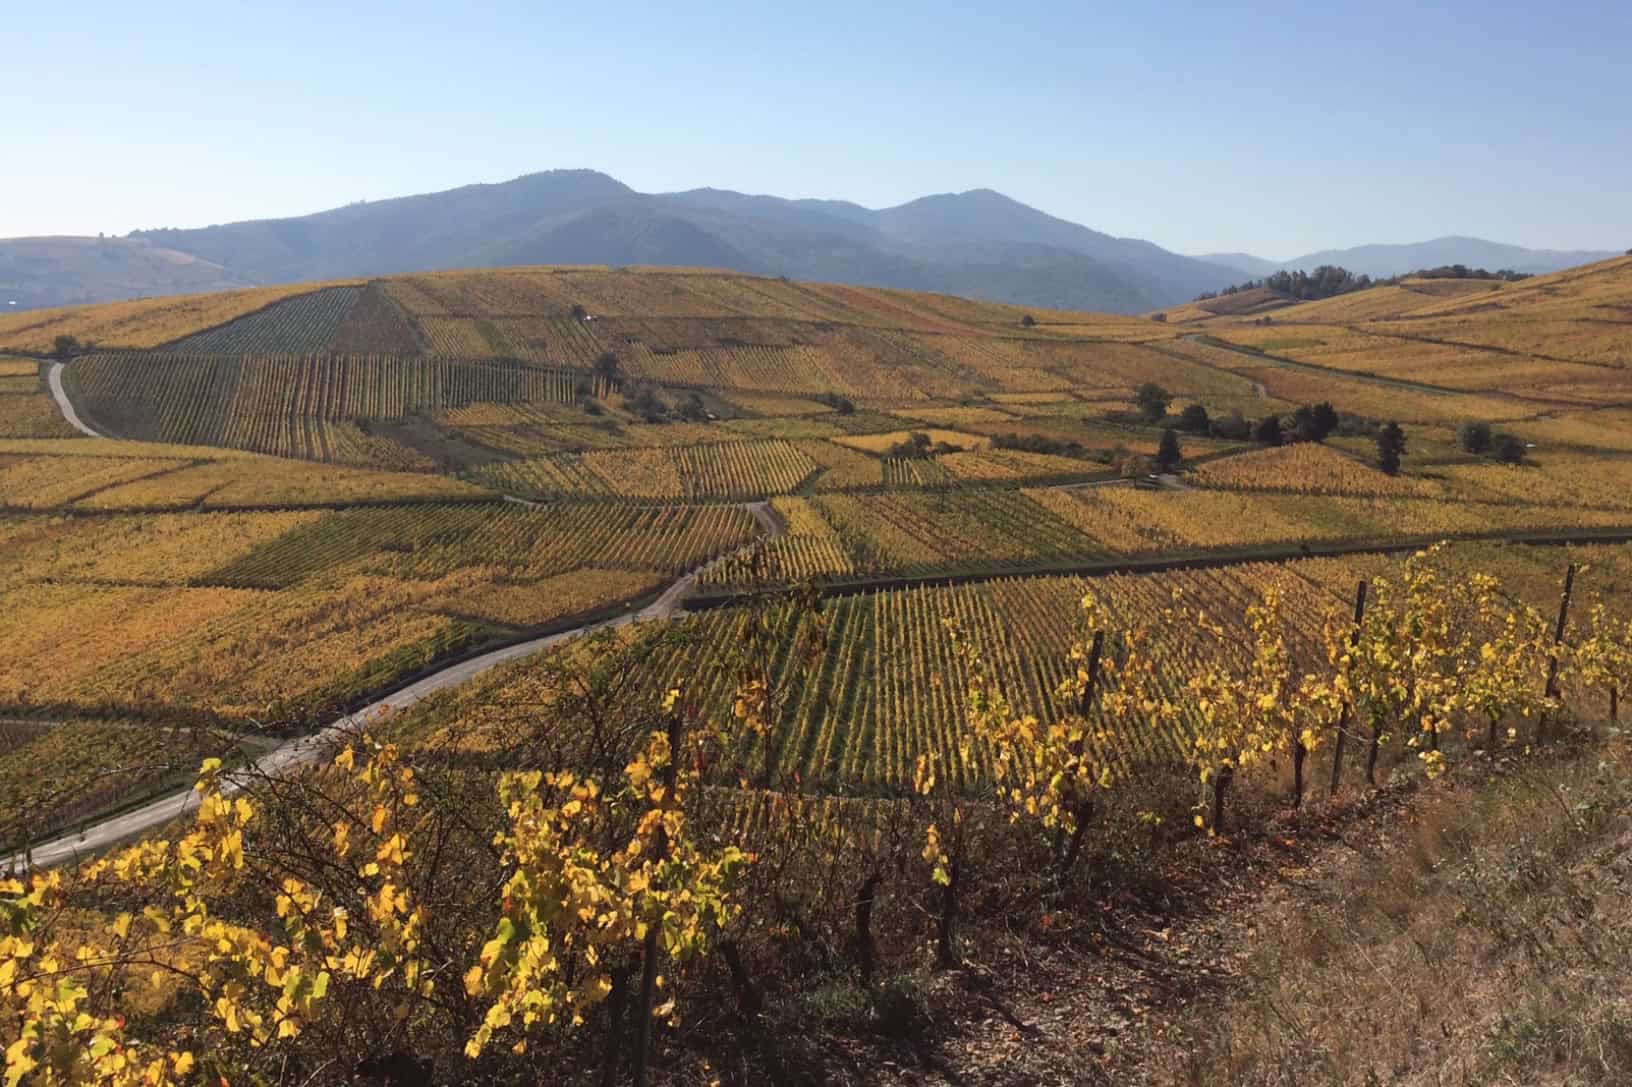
left=47, top=361, right=103, bottom=438
left=7, top=501, right=782, bottom=872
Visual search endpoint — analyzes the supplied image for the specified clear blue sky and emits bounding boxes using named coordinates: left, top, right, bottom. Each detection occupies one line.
left=7, top=1, right=1630, bottom=259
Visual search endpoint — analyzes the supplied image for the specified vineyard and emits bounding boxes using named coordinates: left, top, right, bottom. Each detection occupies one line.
left=0, top=442, right=487, bottom=509
left=0, top=718, right=229, bottom=844
left=67, top=351, right=595, bottom=465
left=0, top=487, right=762, bottom=725
left=167, top=287, right=364, bottom=353
left=409, top=539, right=1632, bottom=795
left=1188, top=442, right=1444, bottom=497
left=0, top=281, right=360, bottom=352
left=473, top=438, right=820, bottom=499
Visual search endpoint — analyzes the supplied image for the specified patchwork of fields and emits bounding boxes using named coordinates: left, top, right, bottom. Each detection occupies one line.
left=4, top=259, right=1632, bottom=849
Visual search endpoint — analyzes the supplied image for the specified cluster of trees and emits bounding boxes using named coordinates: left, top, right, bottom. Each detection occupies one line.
left=4, top=557, right=1628, bottom=1084
left=1410, top=264, right=1529, bottom=282
left=1135, top=384, right=1347, bottom=449
left=1196, top=265, right=1374, bottom=303
left=991, top=432, right=1089, bottom=458
left=1458, top=420, right=1528, bottom=464
left=887, top=431, right=959, bottom=459
left=1195, top=263, right=1532, bottom=305
left=1131, top=384, right=1416, bottom=476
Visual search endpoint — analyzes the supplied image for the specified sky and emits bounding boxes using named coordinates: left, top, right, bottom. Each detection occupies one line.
left=6, top=1, right=1630, bottom=259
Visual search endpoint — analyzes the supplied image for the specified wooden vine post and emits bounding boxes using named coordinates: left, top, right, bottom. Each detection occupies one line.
left=1536, top=563, right=1576, bottom=744
left=1328, top=579, right=1368, bottom=796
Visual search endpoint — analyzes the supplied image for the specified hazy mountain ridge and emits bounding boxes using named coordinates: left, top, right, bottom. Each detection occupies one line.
left=1195, top=236, right=1619, bottom=280
left=0, top=236, right=255, bottom=309
left=9, top=170, right=1249, bottom=314
left=6, top=170, right=1617, bottom=314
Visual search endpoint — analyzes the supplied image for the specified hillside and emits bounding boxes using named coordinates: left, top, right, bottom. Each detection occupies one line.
left=5, top=263, right=1632, bottom=1085
left=0, top=235, right=255, bottom=309
left=5, top=170, right=1250, bottom=315
left=1170, top=255, right=1632, bottom=406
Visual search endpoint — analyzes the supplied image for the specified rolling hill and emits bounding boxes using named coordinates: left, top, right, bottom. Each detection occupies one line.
left=6, top=170, right=1251, bottom=315
left=7, top=257, right=1632, bottom=1086
left=0, top=235, right=255, bottom=310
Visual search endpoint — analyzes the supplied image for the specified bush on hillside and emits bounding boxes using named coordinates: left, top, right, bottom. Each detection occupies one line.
left=1459, top=421, right=1494, bottom=455
left=1210, top=411, right=1251, bottom=441
left=1178, top=404, right=1211, bottom=434
left=1492, top=433, right=1528, bottom=464
left=1133, top=382, right=1172, bottom=423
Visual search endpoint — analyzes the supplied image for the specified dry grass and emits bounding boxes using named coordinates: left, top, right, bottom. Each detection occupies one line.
left=1145, top=737, right=1632, bottom=1087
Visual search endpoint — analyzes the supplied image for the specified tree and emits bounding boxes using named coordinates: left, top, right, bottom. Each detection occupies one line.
left=1210, top=411, right=1250, bottom=441
left=570, top=303, right=589, bottom=320
left=52, top=334, right=81, bottom=358
left=1254, top=414, right=1284, bottom=446
left=1284, top=404, right=1339, bottom=444
left=1458, top=421, right=1493, bottom=454
left=594, top=350, right=622, bottom=389
left=1155, top=428, right=1183, bottom=472
left=1178, top=403, right=1211, bottom=434
left=1132, top=382, right=1171, bottom=424
left=1119, top=453, right=1156, bottom=479
left=1492, top=433, right=1527, bottom=464
left=1376, top=421, right=1406, bottom=475
left=1019, top=313, right=1037, bottom=328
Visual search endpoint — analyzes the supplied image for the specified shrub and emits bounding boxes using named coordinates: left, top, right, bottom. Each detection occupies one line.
left=1254, top=415, right=1284, bottom=446
left=676, top=392, right=711, bottom=423
left=1492, top=433, right=1528, bottom=464
left=1459, top=421, right=1494, bottom=455
left=1210, top=411, right=1251, bottom=441
left=1133, top=383, right=1172, bottom=424
left=625, top=384, right=667, bottom=423
left=1178, top=404, right=1211, bottom=434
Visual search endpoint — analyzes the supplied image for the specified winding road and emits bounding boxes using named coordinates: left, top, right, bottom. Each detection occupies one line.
left=47, top=361, right=103, bottom=437
left=8, top=366, right=784, bottom=869
left=6, top=503, right=780, bottom=871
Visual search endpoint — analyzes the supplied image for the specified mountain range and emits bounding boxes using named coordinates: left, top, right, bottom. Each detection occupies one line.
left=1193, top=237, right=1619, bottom=280
left=1, top=170, right=1618, bottom=314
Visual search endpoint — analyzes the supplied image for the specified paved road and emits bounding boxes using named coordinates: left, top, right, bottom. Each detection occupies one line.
left=47, top=361, right=103, bottom=437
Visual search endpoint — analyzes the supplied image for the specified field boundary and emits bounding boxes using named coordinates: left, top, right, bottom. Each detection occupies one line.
left=682, top=525, right=1632, bottom=609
